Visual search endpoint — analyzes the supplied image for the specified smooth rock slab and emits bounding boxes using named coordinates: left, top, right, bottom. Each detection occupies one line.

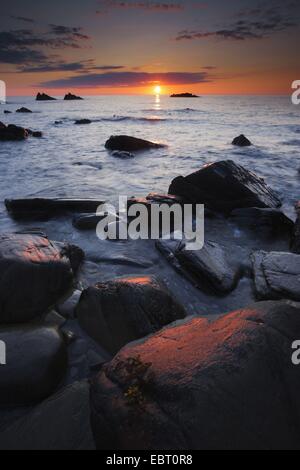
left=252, top=250, right=300, bottom=300
left=0, top=381, right=95, bottom=450
left=0, top=325, right=68, bottom=406
left=91, top=300, right=300, bottom=450
left=105, top=135, right=165, bottom=152
left=76, top=275, right=186, bottom=354
left=0, top=233, right=83, bottom=324
left=168, top=160, right=281, bottom=213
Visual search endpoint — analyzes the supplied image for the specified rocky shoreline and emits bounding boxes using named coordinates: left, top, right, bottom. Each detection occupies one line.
left=0, top=142, right=300, bottom=449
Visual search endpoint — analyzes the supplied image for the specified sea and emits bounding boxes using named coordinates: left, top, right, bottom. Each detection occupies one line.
left=0, top=94, right=299, bottom=316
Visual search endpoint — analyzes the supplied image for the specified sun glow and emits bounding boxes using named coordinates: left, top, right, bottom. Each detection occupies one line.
left=154, top=85, right=161, bottom=95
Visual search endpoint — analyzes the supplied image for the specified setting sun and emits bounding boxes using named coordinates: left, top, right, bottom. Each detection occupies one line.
left=154, top=85, right=161, bottom=95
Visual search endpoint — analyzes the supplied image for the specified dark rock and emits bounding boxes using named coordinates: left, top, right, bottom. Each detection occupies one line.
left=74, top=119, right=91, bottom=125
left=0, top=124, right=28, bottom=141
left=168, top=160, right=281, bottom=213
left=230, top=207, right=294, bottom=239
left=252, top=250, right=300, bottom=301
left=111, top=150, right=135, bottom=159
left=76, top=275, right=186, bottom=354
left=0, top=121, right=5, bottom=128
left=26, top=129, right=43, bottom=138
left=36, top=93, right=56, bottom=101
left=64, top=93, right=83, bottom=100
left=73, top=214, right=111, bottom=231
left=91, top=300, right=300, bottom=450
left=170, top=93, right=199, bottom=98
left=105, top=135, right=165, bottom=152
left=0, top=233, right=82, bottom=324
left=0, top=325, right=67, bottom=406
left=5, top=198, right=105, bottom=220
left=232, top=134, right=252, bottom=146
left=291, top=202, right=300, bottom=254
left=0, top=381, right=95, bottom=450
left=16, top=107, right=32, bottom=113
left=3, top=110, right=12, bottom=114
left=176, top=240, right=242, bottom=295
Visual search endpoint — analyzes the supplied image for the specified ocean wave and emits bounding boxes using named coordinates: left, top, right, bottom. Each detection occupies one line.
left=282, top=139, right=300, bottom=146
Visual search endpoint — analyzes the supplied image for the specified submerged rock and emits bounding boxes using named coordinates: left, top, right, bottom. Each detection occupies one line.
left=74, top=119, right=91, bottom=125
left=91, top=300, right=300, bottom=450
left=0, top=325, right=68, bottom=406
left=232, top=134, right=252, bottom=146
left=252, top=250, right=300, bottom=300
left=168, top=160, right=281, bottom=213
left=105, top=135, right=165, bottom=152
left=0, top=381, right=95, bottom=450
left=36, top=93, right=56, bottom=101
left=5, top=198, right=105, bottom=219
left=26, top=129, right=43, bottom=138
left=3, top=110, right=12, bottom=114
left=230, top=207, right=294, bottom=239
left=111, top=150, right=135, bottom=159
left=16, top=107, right=32, bottom=113
left=0, top=233, right=83, bottom=324
left=64, top=93, right=83, bottom=100
left=76, top=275, right=186, bottom=354
left=0, top=124, right=28, bottom=141
left=73, top=214, right=111, bottom=231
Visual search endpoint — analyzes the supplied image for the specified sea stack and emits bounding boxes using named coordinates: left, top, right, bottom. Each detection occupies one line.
left=64, top=93, right=83, bottom=101
left=36, top=93, right=56, bottom=101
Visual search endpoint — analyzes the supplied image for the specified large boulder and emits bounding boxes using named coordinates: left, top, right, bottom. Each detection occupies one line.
left=0, top=124, right=28, bottom=141
left=0, top=381, right=95, bottom=450
left=105, top=135, right=165, bottom=152
left=91, top=300, right=300, bottom=450
left=0, top=233, right=84, bottom=324
left=5, top=198, right=104, bottom=219
left=36, top=93, right=56, bottom=101
left=168, top=160, right=281, bottom=213
left=76, top=275, right=186, bottom=354
left=251, top=251, right=300, bottom=301
left=0, top=325, right=68, bottom=406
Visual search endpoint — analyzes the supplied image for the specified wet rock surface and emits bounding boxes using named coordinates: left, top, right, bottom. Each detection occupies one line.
left=169, top=160, right=281, bottom=212
left=0, top=233, right=83, bottom=324
left=0, top=325, right=68, bottom=406
left=76, top=275, right=186, bottom=354
left=252, top=251, right=300, bottom=300
left=91, top=300, right=300, bottom=450
left=0, top=124, right=28, bottom=141
left=105, top=135, right=166, bottom=152
left=0, top=381, right=95, bottom=450
left=232, top=134, right=252, bottom=146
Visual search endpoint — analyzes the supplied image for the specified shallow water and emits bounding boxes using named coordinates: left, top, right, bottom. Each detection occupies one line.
left=0, top=94, right=299, bottom=318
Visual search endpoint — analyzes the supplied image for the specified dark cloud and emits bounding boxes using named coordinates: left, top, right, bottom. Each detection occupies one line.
left=10, top=16, right=35, bottom=24
left=96, top=0, right=184, bottom=15
left=0, top=25, right=90, bottom=66
left=19, top=60, right=125, bottom=73
left=40, top=71, right=211, bottom=88
left=176, top=1, right=299, bottom=41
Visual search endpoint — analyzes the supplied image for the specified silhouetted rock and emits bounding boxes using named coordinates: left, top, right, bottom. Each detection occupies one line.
left=91, top=300, right=300, bottom=450
left=74, top=119, right=91, bottom=125
left=76, top=275, right=186, bottom=354
left=168, top=160, right=281, bottom=213
left=64, top=93, right=83, bottom=100
left=252, top=250, right=300, bottom=300
left=111, top=150, right=135, bottom=159
left=105, top=135, right=165, bottom=152
left=291, top=202, right=300, bottom=254
left=232, top=134, right=252, bottom=146
left=230, top=207, right=294, bottom=239
left=3, top=110, right=12, bottom=114
left=0, top=381, right=95, bottom=450
left=0, top=326, right=68, bottom=406
left=0, top=124, right=28, bottom=141
left=36, top=93, right=56, bottom=101
left=0, top=233, right=83, bottom=324
left=170, top=93, right=199, bottom=98
left=16, top=107, right=32, bottom=113
left=5, top=198, right=105, bottom=219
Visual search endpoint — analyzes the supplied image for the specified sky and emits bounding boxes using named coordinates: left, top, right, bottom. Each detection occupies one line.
left=1, top=0, right=300, bottom=96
